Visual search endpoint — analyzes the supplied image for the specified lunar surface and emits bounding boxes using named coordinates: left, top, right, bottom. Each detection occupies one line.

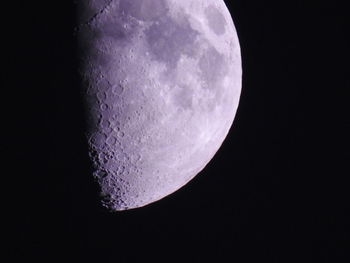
left=77, top=0, right=242, bottom=211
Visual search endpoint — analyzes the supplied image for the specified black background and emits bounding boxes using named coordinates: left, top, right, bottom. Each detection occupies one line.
left=5, top=0, right=348, bottom=262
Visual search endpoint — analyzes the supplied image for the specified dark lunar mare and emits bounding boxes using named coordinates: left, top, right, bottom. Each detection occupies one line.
left=145, top=14, right=199, bottom=68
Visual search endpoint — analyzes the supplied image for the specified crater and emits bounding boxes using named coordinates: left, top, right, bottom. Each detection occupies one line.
left=205, top=5, right=227, bottom=35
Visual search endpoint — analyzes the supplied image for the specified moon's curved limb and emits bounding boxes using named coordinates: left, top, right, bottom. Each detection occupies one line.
left=78, top=0, right=242, bottom=210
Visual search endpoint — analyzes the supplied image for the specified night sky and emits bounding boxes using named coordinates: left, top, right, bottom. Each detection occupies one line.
left=5, top=1, right=348, bottom=262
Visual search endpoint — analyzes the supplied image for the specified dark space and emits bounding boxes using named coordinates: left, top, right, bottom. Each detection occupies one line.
left=5, top=0, right=348, bottom=262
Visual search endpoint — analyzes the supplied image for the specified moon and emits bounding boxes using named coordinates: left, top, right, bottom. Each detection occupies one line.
left=77, top=0, right=242, bottom=211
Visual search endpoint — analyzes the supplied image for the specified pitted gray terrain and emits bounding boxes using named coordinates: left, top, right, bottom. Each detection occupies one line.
left=78, top=0, right=242, bottom=210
